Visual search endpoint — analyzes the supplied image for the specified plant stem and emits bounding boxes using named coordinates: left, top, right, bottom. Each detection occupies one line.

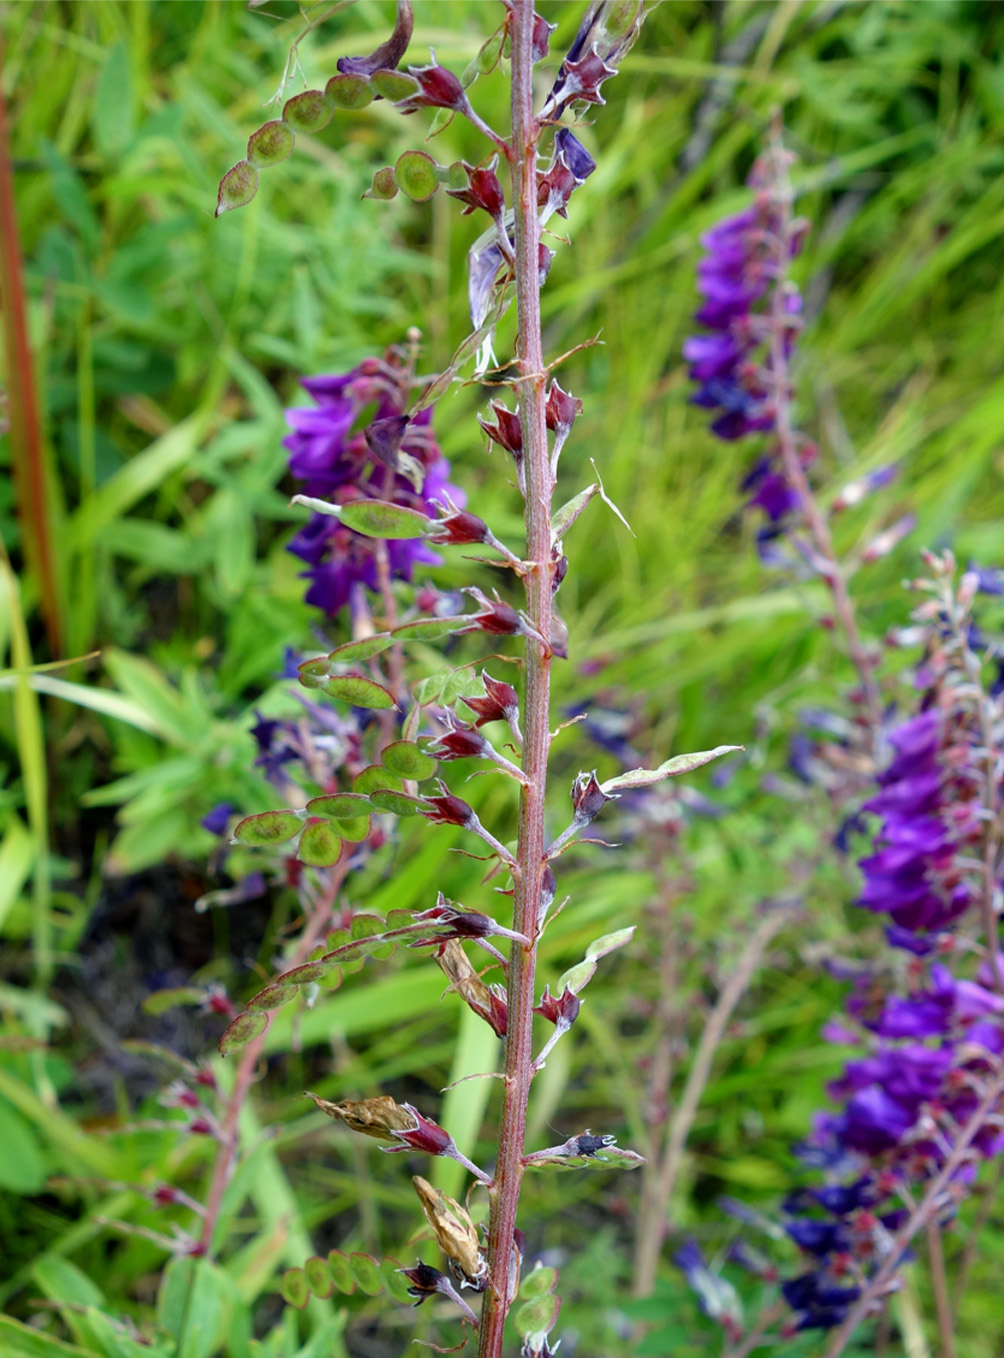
left=199, top=858, right=348, bottom=1254
left=477, top=5, right=552, bottom=1353
left=764, top=135, right=883, bottom=738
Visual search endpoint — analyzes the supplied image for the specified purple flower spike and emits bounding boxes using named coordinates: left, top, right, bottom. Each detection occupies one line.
left=284, top=348, right=464, bottom=617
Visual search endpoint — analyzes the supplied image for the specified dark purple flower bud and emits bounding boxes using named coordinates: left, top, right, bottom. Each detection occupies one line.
left=479, top=400, right=523, bottom=454
left=399, top=1261, right=480, bottom=1324
left=431, top=724, right=490, bottom=760
left=782, top=1273, right=861, bottom=1332
left=545, top=380, right=582, bottom=435
left=422, top=783, right=477, bottom=828
left=534, top=984, right=581, bottom=1028
left=400, top=63, right=468, bottom=113
left=571, top=770, right=612, bottom=824
left=389, top=1105, right=453, bottom=1155
left=152, top=1184, right=180, bottom=1206
left=427, top=505, right=491, bottom=546
left=556, top=127, right=597, bottom=180
left=538, top=129, right=597, bottom=221
left=337, top=0, right=413, bottom=76
left=200, top=803, right=235, bottom=835
left=413, top=896, right=495, bottom=942
left=188, top=1117, right=214, bottom=1136
left=552, top=553, right=568, bottom=594
left=465, top=673, right=520, bottom=728
left=551, top=49, right=618, bottom=106
left=364, top=413, right=409, bottom=471
left=458, top=587, right=523, bottom=637
left=447, top=157, right=505, bottom=219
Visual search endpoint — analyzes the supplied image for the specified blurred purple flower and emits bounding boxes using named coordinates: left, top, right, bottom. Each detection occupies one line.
left=284, top=350, right=464, bottom=617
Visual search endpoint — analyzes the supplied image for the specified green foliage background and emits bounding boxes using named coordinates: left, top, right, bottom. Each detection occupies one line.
left=2, top=1, right=1004, bottom=1355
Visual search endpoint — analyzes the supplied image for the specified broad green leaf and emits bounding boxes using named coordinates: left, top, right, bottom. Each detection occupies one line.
left=303, top=1256, right=333, bottom=1299
left=338, top=498, right=431, bottom=539
left=333, top=815, right=370, bottom=843
left=380, top=1258, right=414, bottom=1304
left=393, top=616, right=473, bottom=640
left=297, top=655, right=331, bottom=688
left=353, top=765, right=403, bottom=795
left=349, top=1252, right=383, bottom=1296
left=368, top=789, right=430, bottom=816
left=381, top=740, right=437, bottom=781
left=326, top=1251, right=356, bottom=1294
left=232, top=811, right=302, bottom=847
left=297, top=820, right=342, bottom=867
left=218, top=1010, right=268, bottom=1056
left=280, top=1269, right=309, bottom=1309
left=305, top=793, right=371, bottom=820
left=323, top=674, right=396, bottom=709
left=327, top=635, right=394, bottom=663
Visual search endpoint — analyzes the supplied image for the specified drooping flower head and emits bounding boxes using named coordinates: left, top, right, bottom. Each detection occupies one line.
left=284, top=345, right=463, bottom=616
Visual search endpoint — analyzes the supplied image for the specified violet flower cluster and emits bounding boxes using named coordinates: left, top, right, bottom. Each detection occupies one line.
left=778, top=571, right=1004, bottom=1334
left=683, top=151, right=808, bottom=546
left=284, top=346, right=461, bottom=616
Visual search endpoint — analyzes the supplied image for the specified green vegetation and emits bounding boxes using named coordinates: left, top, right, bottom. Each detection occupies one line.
left=2, top=2, right=1004, bottom=1354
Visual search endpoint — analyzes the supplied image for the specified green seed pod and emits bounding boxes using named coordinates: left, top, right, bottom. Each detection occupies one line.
left=363, top=166, right=398, bottom=200
left=325, top=73, right=375, bottom=110
left=247, top=120, right=294, bottom=168
left=282, top=89, right=333, bottom=134
left=394, top=150, right=439, bottom=202
left=371, top=69, right=418, bottom=101
left=215, top=160, right=259, bottom=216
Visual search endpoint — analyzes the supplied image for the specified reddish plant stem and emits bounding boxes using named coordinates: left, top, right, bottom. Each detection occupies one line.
left=199, top=857, right=349, bottom=1254
left=821, top=1067, right=1004, bottom=1358
left=0, top=45, right=62, bottom=653
left=477, top=5, right=552, bottom=1353
left=764, top=141, right=882, bottom=738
